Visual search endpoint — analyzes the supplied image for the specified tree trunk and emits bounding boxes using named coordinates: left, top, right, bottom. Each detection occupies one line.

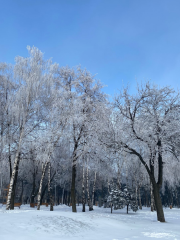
left=92, top=171, right=97, bottom=209
left=68, top=192, right=70, bottom=206
left=138, top=186, right=142, bottom=210
left=64, top=191, right=67, bottom=205
left=41, top=170, right=56, bottom=205
left=135, top=184, right=138, bottom=206
left=171, top=193, right=173, bottom=207
left=152, top=182, right=165, bottom=222
left=86, top=162, right=93, bottom=211
left=9, top=144, right=12, bottom=180
left=150, top=183, right=154, bottom=212
left=125, top=139, right=166, bottom=222
left=82, top=164, right=85, bottom=212
left=71, top=159, right=77, bottom=212
left=117, top=162, right=121, bottom=189
left=126, top=165, right=128, bottom=189
left=146, top=191, right=148, bottom=207
left=127, top=204, right=129, bottom=214
left=10, top=162, right=19, bottom=209
left=6, top=153, right=21, bottom=210
left=151, top=140, right=165, bottom=222
left=176, top=191, right=179, bottom=208
left=37, top=162, right=48, bottom=210
left=6, top=123, right=25, bottom=210
left=18, top=180, right=24, bottom=203
left=62, top=185, right=65, bottom=205
left=30, top=172, right=36, bottom=205
left=48, top=162, right=53, bottom=211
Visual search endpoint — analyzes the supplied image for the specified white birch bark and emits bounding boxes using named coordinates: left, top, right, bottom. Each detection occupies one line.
left=6, top=127, right=24, bottom=210
left=37, top=161, right=48, bottom=210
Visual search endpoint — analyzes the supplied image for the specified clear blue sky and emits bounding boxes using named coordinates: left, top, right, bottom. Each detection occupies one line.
left=0, top=0, right=180, bottom=96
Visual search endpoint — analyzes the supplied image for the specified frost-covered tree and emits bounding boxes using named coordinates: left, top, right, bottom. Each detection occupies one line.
left=6, top=46, right=58, bottom=210
left=110, top=83, right=180, bottom=222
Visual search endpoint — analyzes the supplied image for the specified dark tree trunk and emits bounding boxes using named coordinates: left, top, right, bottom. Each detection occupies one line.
left=30, top=172, right=36, bottom=205
left=40, top=185, right=47, bottom=205
left=138, top=186, right=142, bottom=209
left=82, top=164, right=85, bottom=212
left=151, top=140, right=165, bottom=222
left=127, top=204, right=129, bottom=214
left=128, top=142, right=165, bottom=222
left=18, top=180, right=24, bottom=203
left=9, top=144, right=12, bottom=180
left=71, top=162, right=77, bottom=212
left=153, top=183, right=165, bottom=222
left=68, top=192, right=70, bottom=206
left=64, top=191, right=67, bottom=205
left=48, top=162, right=54, bottom=211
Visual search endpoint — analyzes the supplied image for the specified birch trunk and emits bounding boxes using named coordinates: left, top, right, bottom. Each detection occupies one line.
left=82, top=164, right=85, bottom=212
left=10, top=160, right=19, bottom=209
left=37, top=162, right=48, bottom=210
left=6, top=123, right=25, bottom=210
left=91, top=171, right=97, bottom=208
left=41, top=170, right=56, bottom=205
left=6, top=152, right=21, bottom=210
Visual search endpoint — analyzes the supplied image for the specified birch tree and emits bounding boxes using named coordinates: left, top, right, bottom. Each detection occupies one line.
left=6, top=46, right=55, bottom=210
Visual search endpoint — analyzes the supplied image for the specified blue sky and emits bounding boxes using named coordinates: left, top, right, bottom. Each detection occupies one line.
left=0, top=0, right=180, bottom=96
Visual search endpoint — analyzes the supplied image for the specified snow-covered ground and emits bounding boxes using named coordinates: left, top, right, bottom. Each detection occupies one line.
left=0, top=204, right=179, bottom=240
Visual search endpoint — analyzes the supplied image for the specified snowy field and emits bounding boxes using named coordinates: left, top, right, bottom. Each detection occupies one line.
left=0, top=205, right=180, bottom=240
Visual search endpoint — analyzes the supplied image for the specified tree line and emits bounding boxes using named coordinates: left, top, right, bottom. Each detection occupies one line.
left=0, top=46, right=180, bottom=222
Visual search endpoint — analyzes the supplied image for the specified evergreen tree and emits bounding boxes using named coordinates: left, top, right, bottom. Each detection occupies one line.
left=106, top=184, right=138, bottom=213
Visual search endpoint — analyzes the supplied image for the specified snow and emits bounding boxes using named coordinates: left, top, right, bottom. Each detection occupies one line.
left=0, top=205, right=180, bottom=240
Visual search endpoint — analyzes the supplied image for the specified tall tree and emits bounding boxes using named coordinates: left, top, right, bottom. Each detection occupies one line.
left=6, top=46, right=55, bottom=210
left=110, top=83, right=180, bottom=222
